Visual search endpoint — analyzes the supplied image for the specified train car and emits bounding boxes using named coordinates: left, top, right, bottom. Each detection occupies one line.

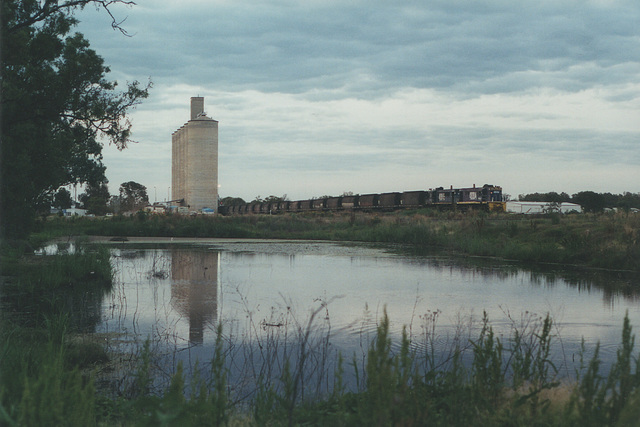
left=277, top=201, right=289, bottom=212
left=312, top=198, right=327, bottom=210
left=326, top=197, right=342, bottom=210
left=262, top=202, right=279, bottom=214
left=299, top=200, right=313, bottom=211
left=481, top=185, right=502, bottom=201
left=287, top=200, right=300, bottom=212
left=432, top=187, right=455, bottom=206
left=358, top=193, right=379, bottom=209
left=379, top=192, right=401, bottom=209
left=268, top=202, right=280, bottom=214
left=341, top=195, right=359, bottom=209
left=248, top=202, right=260, bottom=214
left=481, top=185, right=505, bottom=211
left=400, top=191, right=427, bottom=208
left=457, top=186, right=483, bottom=206
left=433, top=184, right=505, bottom=211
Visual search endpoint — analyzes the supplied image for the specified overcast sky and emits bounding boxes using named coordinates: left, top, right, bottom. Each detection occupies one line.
left=75, top=0, right=640, bottom=202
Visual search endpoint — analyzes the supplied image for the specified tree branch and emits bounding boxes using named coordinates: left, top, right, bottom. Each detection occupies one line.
left=7, top=0, right=137, bottom=35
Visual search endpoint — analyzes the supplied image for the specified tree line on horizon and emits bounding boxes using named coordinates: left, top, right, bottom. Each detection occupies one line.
left=517, top=191, right=640, bottom=213
left=51, top=181, right=150, bottom=216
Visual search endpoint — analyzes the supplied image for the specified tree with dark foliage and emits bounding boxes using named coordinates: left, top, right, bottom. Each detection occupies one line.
left=264, top=195, right=289, bottom=203
left=572, top=191, right=607, bottom=213
left=78, top=182, right=110, bottom=215
left=519, top=190, right=640, bottom=212
left=53, top=188, right=73, bottom=210
left=518, top=192, right=571, bottom=203
left=119, top=181, right=148, bottom=212
left=220, top=196, right=247, bottom=206
left=1, top=0, right=150, bottom=238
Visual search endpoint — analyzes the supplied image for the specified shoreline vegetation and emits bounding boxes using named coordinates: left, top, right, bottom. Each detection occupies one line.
left=34, top=209, right=640, bottom=272
left=1, top=210, right=640, bottom=425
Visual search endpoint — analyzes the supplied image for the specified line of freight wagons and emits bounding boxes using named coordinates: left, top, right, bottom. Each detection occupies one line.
left=220, top=184, right=505, bottom=215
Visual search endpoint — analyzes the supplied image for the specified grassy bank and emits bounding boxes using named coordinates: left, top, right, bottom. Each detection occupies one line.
left=38, top=209, right=640, bottom=271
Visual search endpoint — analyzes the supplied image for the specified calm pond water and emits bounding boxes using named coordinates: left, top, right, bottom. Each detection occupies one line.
left=85, top=240, right=639, bottom=393
left=19, top=240, right=640, bottom=398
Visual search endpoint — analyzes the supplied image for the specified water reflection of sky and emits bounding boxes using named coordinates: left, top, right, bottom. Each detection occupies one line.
left=101, top=242, right=640, bottom=382
left=220, top=248, right=639, bottom=363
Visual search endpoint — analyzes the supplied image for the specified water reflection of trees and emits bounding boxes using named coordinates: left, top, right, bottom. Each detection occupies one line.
left=419, top=255, right=640, bottom=304
left=170, top=249, right=219, bottom=345
left=0, top=283, right=106, bottom=332
left=1, top=258, right=111, bottom=333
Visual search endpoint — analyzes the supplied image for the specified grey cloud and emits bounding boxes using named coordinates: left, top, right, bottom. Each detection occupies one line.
left=77, top=1, right=640, bottom=99
left=231, top=125, right=639, bottom=173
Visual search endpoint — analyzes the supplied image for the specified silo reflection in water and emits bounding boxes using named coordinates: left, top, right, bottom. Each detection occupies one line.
left=170, top=249, right=219, bottom=344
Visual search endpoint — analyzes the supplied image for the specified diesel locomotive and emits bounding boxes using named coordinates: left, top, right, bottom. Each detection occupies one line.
left=220, top=184, right=505, bottom=215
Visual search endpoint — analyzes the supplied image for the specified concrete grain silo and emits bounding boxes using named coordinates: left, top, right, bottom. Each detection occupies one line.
left=171, top=97, right=218, bottom=211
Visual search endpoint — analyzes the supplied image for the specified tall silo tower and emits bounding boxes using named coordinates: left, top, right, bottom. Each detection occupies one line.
left=171, top=97, right=218, bottom=211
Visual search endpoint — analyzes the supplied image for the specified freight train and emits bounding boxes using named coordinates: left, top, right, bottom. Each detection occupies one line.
left=219, top=184, right=505, bottom=215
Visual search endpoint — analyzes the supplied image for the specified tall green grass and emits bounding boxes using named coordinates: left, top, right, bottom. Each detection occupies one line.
left=3, top=297, right=640, bottom=425
left=211, top=309, right=639, bottom=426
left=105, top=327, right=229, bottom=426
left=0, top=313, right=97, bottom=427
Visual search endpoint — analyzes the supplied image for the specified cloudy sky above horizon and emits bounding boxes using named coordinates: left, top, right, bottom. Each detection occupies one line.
left=75, top=0, right=640, bottom=202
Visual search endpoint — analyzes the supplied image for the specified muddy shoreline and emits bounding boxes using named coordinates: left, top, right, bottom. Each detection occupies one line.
left=86, top=236, right=320, bottom=245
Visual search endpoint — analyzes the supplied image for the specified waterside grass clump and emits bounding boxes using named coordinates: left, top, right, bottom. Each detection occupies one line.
left=0, top=241, right=114, bottom=426
left=1, top=241, right=113, bottom=329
